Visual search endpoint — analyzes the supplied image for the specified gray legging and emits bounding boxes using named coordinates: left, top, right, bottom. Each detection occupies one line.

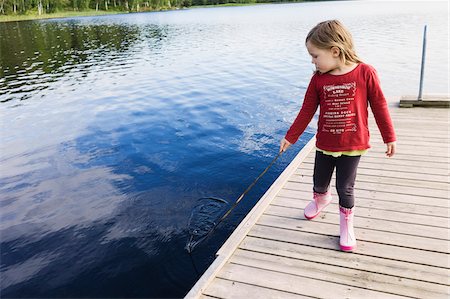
left=313, top=151, right=361, bottom=208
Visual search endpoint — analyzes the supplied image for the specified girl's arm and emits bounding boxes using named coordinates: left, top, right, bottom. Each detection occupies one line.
left=366, top=66, right=397, bottom=152
left=282, top=76, right=320, bottom=150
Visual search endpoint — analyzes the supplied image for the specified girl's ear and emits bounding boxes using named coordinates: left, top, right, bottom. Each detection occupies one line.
left=331, top=46, right=340, bottom=58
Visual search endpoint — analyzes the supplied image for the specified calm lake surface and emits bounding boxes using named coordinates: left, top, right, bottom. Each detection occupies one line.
left=0, top=1, right=448, bottom=298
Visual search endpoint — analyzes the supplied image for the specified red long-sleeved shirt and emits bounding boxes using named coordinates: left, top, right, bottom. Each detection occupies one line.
left=285, top=63, right=396, bottom=151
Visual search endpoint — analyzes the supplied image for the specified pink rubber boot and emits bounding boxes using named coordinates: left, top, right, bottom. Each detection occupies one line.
left=339, top=206, right=356, bottom=251
left=304, top=191, right=332, bottom=220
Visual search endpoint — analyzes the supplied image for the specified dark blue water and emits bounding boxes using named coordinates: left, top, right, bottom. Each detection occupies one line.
left=1, top=1, right=448, bottom=298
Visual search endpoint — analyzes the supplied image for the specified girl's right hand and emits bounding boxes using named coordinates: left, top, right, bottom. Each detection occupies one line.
left=385, top=141, right=396, bottom=157
left=279, top=138, right=292, bottom=153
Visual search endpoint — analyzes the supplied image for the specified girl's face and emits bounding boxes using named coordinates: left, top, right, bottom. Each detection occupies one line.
left=306, top=41, right=341, bottom=74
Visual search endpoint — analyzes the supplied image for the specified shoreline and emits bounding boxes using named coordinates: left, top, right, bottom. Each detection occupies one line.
left=0, top=9, right=127, bottom=23
left=0, top=2, right=301, bottom=23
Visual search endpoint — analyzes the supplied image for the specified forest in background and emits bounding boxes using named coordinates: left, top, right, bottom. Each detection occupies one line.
left=0, top=0, right=312, bottom=16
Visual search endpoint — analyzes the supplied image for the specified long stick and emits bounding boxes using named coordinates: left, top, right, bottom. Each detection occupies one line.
left=187, top=151, right=282, bottom=253
left=218, top=151, right=282, bottom=222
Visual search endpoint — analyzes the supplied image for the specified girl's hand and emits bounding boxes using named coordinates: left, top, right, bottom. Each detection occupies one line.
left=279, top=138, right=292, bottom=153
left=386, top=141, right=396, bottom=157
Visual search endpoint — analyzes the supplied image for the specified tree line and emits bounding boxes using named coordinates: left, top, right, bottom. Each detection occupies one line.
left=0, top=0, right=303, bottom=15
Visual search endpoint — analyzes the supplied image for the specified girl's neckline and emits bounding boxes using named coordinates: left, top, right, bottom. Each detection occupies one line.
left=321, top=63, right=362, bottom=77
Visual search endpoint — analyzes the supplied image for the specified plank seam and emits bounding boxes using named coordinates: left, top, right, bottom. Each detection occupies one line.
left=225, top=261, right=420, bottom=299
left=302, top=161, right=449, bottom=171
left=265, top=204, right=450, bottom=229
left=301, top=160, right=450, bottom=173
left=292, top=172, right=449, bottom=185
left=200, top=293, right=223, bottom=299
left=208, top=277, right=317, bottom=299
left=275, top=194, right=450, bottom=210
left=272, top=197, right=450, bottom=219
left=236, top=247, right=450, bottom=287
left=262, top=211, right=450, bottom=243
left=251, top=224, right=450, bottom=269
left=283, top=185, right=450, bottom=200
left=288, top=177, right=450, bottom=192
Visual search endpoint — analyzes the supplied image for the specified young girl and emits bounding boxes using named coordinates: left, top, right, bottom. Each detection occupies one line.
left=279, top=20, right=396, bottom=251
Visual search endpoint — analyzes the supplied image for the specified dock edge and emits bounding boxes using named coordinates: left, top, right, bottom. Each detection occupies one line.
left=184, top=136, right=317, bottom=299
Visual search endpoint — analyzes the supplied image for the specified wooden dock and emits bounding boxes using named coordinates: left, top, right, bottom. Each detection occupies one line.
left=185, top=106, right=450, bottom=299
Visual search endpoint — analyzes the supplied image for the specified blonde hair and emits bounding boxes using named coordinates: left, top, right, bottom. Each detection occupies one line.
left=306, top=20, right=361, bottom=64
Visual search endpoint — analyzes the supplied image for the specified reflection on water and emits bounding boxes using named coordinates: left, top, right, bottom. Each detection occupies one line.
left=0, top=1, right=448, bottom=298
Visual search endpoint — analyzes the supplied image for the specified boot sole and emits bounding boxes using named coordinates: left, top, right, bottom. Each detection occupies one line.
left=303, top=213, right=320, bottom=220
left=304, top=212, right=319, bottom=220
left=340, top=244, right=356, bottom=252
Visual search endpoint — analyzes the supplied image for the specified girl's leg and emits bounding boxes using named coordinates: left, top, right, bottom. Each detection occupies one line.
left=304, top=151, right=335, bottom=220
left=313, top=151, right=335, bottom=193
left=336, top=155, right=361, bottom=251
left=335, top=155, right=361, bottom=208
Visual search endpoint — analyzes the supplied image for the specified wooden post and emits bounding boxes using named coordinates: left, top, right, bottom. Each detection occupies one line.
left=418, top=25, right=427, bottom=101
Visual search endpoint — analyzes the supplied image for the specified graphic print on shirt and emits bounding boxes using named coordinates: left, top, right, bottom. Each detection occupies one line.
left=322, top=82, right=357, bottom=135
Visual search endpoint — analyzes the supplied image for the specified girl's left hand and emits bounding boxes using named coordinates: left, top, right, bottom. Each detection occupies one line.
left=386, top=142, right=396, bottom=157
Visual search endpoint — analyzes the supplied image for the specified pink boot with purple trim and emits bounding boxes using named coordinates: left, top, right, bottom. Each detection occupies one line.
left=339, top=206, right=356, bottom=251
left=304, top=191, right=332, bottom=220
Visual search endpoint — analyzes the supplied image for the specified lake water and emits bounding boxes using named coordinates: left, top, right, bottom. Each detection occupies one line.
left=0, top=1, right=448, bottom=298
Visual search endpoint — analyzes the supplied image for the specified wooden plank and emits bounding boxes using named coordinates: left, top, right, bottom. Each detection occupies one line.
left=388, top=108, right=450, bottom=115
left=216, top=263, right=407, bottom=299
left=359, top=150, right=449, bottom=161
left=302, top=169, right=449, bottom=188
left=302, top=159, right=449, bottom=176
left=248, top=225, right=449, bottom=268
left=386, top=125, right=449, bottom=131
left=388, top=120, right=449, bottom=126
left=302, top=148, right=449, bottom=161
left=333, top=140, right=449, bottom=153
left=267, top=202, right=449, bottom=241
left=231, top=249, right=449, bottom=298
left=389, top=116, right=449, bottom=122
left=380, top=122, right=449, bottom=129
left=273, top=191, right=450, bottom=220
left=290, top=172, right=450, bottom=190
left=304, top=155, right=450, bottom=171
left=379, top=131, right=448, bottom=139
left=387, top=122, right=449, bottom=128
left=258, top=212, right=449, bottom=253
left=377, top=136, right=449, bottom=143
left=388, top=120, right=450, bottom=126
left=273, top=191, right=449, bottom=228
left=303, top=151, right=450, bottom=166
left=279, top=184, right=450, bottom=207
left=204, top=277, right=310, bottom=299
left=380, top=149, right=449, bottom=158
left=302, top=160, right=449, bottom=176
left=296, top=164, right=449, bottom=183
left=239, top=236, right=450, bottom=286
left=273, top=198, right=450, bottom=229
left=369, top=135, right=449, bottom=145
left=387, top=115, right=449, bottom=121
left=289, top=170, right=449, bottom=191
left=398, top=98, right=450, bottom=108
left=284, top=180, right=449, bottom=199
left=382, top=135, right=449, bottom=142
left=375, top=124, right=449, bottom=131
